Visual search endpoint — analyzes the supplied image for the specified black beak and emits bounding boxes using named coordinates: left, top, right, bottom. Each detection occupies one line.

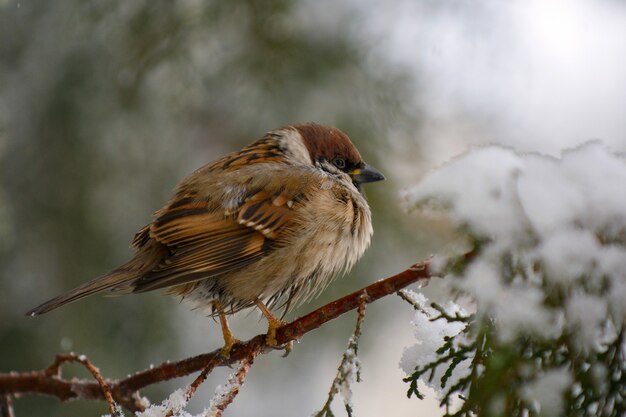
left=350, top=163, right=385, bottom=184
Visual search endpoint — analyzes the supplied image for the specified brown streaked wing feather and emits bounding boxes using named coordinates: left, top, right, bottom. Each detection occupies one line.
left=132, top=189, right=296, bottom=293
left=236, top=191, right=293, bottom=239
left=131, top=225, right=151, bottom=249
left=211, top=135, right=286, bottom=170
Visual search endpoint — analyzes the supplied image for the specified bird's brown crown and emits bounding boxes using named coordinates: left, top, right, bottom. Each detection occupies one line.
left=294, top=122, right=363, bottom=167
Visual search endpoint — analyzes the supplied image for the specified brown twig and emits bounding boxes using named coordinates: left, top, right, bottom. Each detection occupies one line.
left=210, top=355, right=256, bottom=417
left=45, top=353, right=118, bottom=415
left=0, top=258, right=433, bottom=413
left=185, top=363, right=215, bottom=405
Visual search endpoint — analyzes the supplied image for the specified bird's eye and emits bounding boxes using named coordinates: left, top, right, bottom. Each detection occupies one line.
left=332, top=158, right=346, bottom=169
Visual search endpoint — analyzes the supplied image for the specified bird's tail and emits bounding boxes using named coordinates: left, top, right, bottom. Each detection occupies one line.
left=25, top=268, right=137, bottom=316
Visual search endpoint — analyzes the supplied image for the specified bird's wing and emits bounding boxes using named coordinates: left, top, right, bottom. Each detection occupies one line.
left=131, top=186, right=299, bottom=293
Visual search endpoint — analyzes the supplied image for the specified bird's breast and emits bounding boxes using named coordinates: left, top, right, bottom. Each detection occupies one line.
left=260, top=183, right=373, bottom=307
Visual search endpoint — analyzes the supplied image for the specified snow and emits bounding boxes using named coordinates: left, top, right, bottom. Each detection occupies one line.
left=466, top=258, right=558, bottom=342
left=135, top=389, right=189, bottom=417
left=406, top=143, right=626, bottom=348
left=131, top=360, right=248, bottom=417
left=539, top=229, right=601, bottom=285
left=406, top=146, right=527, bottom=244
left=565, top=293, right=610, bottom=354
left=518, top=144, right=626, bottom=237
left=403, top=143, right=626, bottom=405
left=401, top=290, right=428, bottom=311
left=522, top=368, right=572, bottom=416
left=339, top=337, right=361, bottom=410
left=399, top=291, right=471, bottom=396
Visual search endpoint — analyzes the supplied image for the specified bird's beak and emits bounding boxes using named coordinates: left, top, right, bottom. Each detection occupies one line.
left=350, top=163, right=385, bottom=184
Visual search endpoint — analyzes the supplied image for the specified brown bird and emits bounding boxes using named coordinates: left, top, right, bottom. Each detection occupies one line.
left=26, top=122, right=384, bottom=355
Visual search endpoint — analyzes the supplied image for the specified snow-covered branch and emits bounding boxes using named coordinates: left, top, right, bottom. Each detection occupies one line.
left=402, top=143, right=626, bottom=417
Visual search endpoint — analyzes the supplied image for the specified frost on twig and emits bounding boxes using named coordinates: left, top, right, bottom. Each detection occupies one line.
left=135, top=388, right=188, bottom=417
left=136, top=355, right=255, bottom=417
left=313, top=293, right=367, bottom=417
left=206, top=355, right=254, bottom=417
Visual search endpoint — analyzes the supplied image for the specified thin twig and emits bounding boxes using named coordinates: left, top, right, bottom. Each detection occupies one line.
left=186, top=364, right=215, bottom=404
left=162, top=362, right=212, bottom=417
left=0, top=258, right=433, bottom=412
left=0, top=395, right=15, bottom=417
left=314, top=293, right=368, bottom=417
left=209, top=355, right=256, bottom=417
left=47, top=353, right=118, bottom=416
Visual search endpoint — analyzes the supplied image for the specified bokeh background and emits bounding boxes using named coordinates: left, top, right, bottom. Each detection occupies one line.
left=1, top=0, right=625, bottom=416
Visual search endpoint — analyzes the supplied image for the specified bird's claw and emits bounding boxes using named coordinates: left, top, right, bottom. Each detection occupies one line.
left=279, top=340, right=294, bottom=357
left=219, top=337, right=241, bottom=359
left=265, top=320, right=286, bottom=347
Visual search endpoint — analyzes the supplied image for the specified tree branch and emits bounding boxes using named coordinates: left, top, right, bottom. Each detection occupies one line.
left=0, top=258, right=433, bottom=413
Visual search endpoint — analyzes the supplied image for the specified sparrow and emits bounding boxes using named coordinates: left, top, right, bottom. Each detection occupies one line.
left=26, top=122, right=384, bottom=354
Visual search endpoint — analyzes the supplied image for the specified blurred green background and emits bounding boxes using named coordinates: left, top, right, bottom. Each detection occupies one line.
left=0, top=1, right=445, bottom=416
left=6, top=0, right=623, bottom=415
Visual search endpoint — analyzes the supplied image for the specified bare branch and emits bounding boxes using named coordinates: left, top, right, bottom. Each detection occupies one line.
left=45, top=353, right=118, bottom=415
left=0, top=258, right=433, bottom=413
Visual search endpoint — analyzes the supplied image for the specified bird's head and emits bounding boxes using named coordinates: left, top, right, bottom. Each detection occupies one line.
left=279, top=122, right=385, bottom=192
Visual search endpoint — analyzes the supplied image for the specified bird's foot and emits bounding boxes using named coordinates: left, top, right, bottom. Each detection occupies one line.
left=265, top=317, right=287, bottom=347
left=257, top=301, right=288, bottom=347
left=219, top=334, right=241, bottom=359
left=215, top=302, right=240, bottom=359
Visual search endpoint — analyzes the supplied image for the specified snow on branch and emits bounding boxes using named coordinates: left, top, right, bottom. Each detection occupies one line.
left=135, top=355, right=255, bottom=417
left=402, top=143, right=626, bottom=416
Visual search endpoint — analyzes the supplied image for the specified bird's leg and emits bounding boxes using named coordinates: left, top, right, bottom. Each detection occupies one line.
left=213, top=301, right=239, bottom=358
left=256, top=301, right=287, bottom=347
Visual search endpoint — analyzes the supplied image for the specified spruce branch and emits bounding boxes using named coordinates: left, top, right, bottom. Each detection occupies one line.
left=397, top=289, right=431, bottom=315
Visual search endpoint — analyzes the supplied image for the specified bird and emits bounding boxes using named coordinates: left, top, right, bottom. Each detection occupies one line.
left=26, top=122, right=385, bottom=355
